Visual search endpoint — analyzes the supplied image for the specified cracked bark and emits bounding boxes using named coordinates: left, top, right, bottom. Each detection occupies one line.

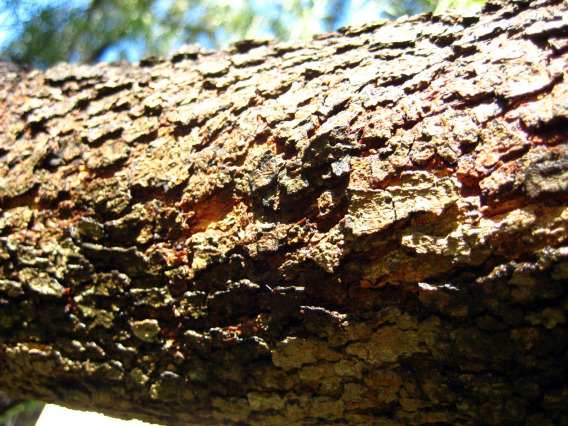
left=1, top=0, right=568, bottom=424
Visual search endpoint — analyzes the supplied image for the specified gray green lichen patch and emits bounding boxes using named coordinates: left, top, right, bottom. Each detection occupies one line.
left=83, top=360, right=125, bottom=381
left=130, top=319, right=161, bottom=342
left=150, top=371, right=195, bottom=401
left=272, top=337, right=342, bottom=370
left=76, top=304, right=116, bottom=329
left=0, top=279, right=24, bottom=297
left=346, top=171, right=460, bottom=236
left=20, top=268, right=66, bottom=298
left=84, top=139, right=131, bottom=170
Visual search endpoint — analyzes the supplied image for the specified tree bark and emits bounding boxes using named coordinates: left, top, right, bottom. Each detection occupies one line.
left=1, top=0, right=568, bottom=424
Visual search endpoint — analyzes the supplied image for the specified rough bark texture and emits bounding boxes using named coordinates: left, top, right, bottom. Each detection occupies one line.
left=1, top=0, right=568, bottom=424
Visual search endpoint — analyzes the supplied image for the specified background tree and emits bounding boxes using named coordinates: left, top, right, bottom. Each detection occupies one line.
left=0, top=0, right=483, bottom=69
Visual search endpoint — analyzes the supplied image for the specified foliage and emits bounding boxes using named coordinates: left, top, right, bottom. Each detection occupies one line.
left=0, top=399, right=45, bottom=426
left=0, top=0, right=483, bottom=69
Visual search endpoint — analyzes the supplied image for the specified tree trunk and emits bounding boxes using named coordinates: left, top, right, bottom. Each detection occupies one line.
left=1, top=0, right=568, bottom=424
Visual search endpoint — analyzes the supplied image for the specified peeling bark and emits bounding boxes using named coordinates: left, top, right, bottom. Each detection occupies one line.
left=1, top=0, right=568, bottom=424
